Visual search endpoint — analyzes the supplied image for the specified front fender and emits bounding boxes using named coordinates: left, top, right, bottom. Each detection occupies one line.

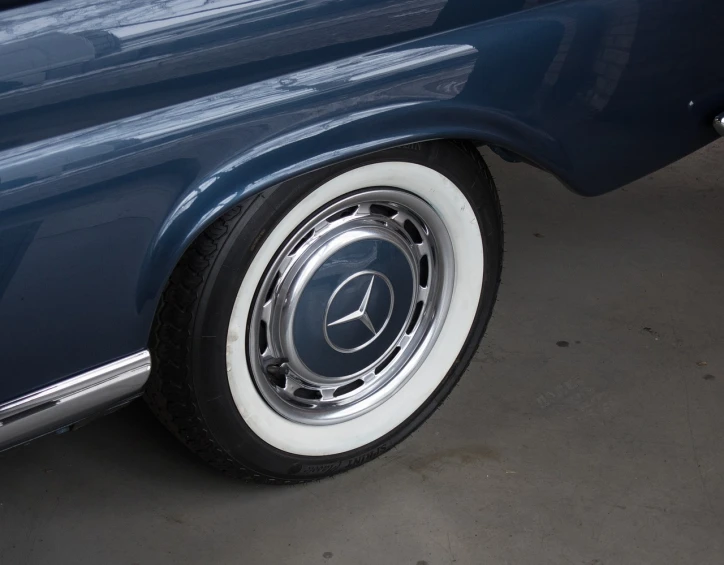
left=140, top=98, right=567, bottom=310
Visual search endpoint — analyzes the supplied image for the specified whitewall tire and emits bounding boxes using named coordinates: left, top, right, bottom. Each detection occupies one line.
left=146, top=141, right=502, bottom=482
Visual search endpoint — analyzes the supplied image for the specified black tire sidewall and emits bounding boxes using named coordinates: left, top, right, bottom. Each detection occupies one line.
left=189, top=142, right=502, bottom=480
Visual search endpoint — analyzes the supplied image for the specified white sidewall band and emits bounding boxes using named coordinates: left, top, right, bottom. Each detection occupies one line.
left=226, top=162, right=484, bottom=456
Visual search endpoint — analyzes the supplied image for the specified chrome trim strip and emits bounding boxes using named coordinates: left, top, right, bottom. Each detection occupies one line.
left=0, top=351, right=151, bottom=451
left=714, top=114, right=724, bottom=137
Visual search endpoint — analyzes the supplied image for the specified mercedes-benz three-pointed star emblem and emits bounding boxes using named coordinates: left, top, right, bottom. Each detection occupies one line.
left=323, top=271, right=394, bottom=353
left=327, top=276, right=379, bottom=335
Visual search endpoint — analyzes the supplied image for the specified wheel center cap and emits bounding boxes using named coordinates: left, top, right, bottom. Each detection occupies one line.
left=246, top=188, right=455, bottom=424
left=323, top=271, right=394, bottom=353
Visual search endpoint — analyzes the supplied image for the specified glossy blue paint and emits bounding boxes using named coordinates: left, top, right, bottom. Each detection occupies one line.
left=0, top=0, right=723, bottom=402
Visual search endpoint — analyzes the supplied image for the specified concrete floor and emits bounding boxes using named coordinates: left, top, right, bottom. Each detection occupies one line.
left=1, top=142, right=724, bottom=565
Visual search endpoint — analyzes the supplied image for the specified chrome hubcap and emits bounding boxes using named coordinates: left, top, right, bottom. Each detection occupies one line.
left=247, top=189, right=454, bottom=425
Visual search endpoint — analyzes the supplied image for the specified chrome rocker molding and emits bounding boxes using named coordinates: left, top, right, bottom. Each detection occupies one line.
left=0, top=351, right=151, bottom=451
left=715, top=114, right=724, bottom=137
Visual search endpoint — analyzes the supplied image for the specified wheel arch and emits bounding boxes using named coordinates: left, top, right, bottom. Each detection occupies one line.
left=137, top=104, right=564, bottom=316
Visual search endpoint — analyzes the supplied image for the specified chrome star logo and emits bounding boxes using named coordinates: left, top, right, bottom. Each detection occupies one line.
left=323, top=271, right=394, bottom=353
left=327, top=276, right=379, bottom=335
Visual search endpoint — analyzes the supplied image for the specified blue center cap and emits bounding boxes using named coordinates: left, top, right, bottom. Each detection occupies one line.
left=292, top=238, right=414, bottom=378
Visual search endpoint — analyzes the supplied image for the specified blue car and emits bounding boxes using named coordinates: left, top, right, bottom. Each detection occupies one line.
left=0, top=0, right=722, bottom=482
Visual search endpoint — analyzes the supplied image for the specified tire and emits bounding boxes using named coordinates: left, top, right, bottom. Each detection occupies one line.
left=145, top=141, right=503, bottom=483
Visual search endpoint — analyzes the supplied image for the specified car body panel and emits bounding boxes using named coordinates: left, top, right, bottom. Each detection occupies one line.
left=0, top=0, right=723, bottom=403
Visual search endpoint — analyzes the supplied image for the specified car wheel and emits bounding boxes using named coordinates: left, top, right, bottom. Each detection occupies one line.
left=145, top=141, right=502, bottom=482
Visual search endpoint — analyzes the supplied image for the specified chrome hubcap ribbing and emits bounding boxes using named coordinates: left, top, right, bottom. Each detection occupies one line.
left=247, top=188, right=455, bottom=425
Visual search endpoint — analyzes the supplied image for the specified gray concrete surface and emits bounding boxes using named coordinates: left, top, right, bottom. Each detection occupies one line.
left=1, top=142, right=724, bottom=565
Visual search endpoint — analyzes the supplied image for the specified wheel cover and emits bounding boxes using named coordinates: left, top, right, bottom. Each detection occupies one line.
left=247, top=189, right=455, bottom=425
